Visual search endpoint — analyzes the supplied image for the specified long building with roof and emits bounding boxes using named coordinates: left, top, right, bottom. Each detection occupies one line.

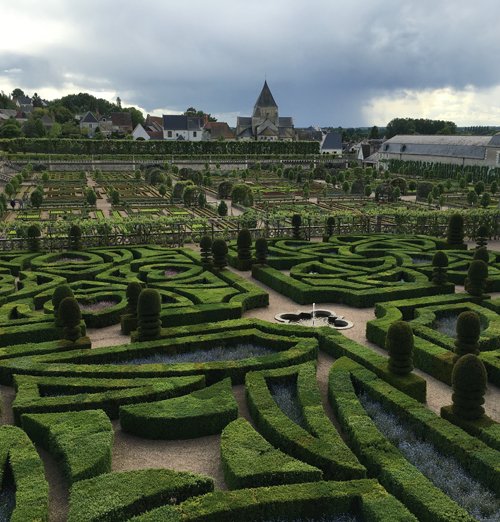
left=236, top=81, right=294, bottom=141
left=378, top=134, right=500, bottom=168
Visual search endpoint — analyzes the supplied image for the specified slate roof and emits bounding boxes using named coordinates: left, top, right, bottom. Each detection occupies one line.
left=279, top=117, right=293, bottom=127
left=237, top=116, right=252, bottom=127
left=322, top=132, right=342, bottom=151
left=111, top=112, right=133, bottom=128
left=359, top=144, right=371, bottom=159
left=254, top=81, right=277, bottom=108
left=489, top=134, right=500, bottom=147
left=163, top=115, right=202, bottom=131
left=381, top=135, right=491, bottom=159
left=204, top=122, right=235, bottom=139
left=81, top=111, right=98, bottom=124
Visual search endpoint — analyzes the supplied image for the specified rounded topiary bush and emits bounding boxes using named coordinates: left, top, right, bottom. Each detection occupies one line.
left=212, top=238, right=228, bottom=270
left=137, top=288, right=161, bottom=341
left=255, top=237, right=268, bottom=265
left=446, top=213, right=464, bottom=246
left=475, top=224, right=489, bottom=249
left=455, top=310, right=481, bottom=358
left=473, top=246, right=489, bottom=264
left=52, top=285, right=75, bottom=326
left=465, top=259, right=488, bottom=297
left=68, top=224, right=82, bottom=251
left=27, top=224, right=41, bottom=252
left=200, top=235, right=213, bottom=269
left=59, top=296, right=82, bottom=342
left=386, top=321, right=414, bottom=375
left=291, top=214, right=302, bottom=240
left=126, top=282, right=143, bottom=315
left=324, top=216, right=335, bottom=241
left=431, top=250, right=448, bottom=285
left=237, top=228, right=252, bottom=261
left=451, top=354, right=487, bottom=421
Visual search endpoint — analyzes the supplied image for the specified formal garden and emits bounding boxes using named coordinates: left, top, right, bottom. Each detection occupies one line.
left=0, top=150, right=500, bottom=521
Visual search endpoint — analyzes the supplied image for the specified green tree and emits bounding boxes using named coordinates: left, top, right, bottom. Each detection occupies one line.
left=217, top=200, right=228, bottom=216
left=30, top=189, right=44, bottom=208
left=0, top=119, right=22, bottom=138
left=85, top=189, right=97, bottom=206
left=480, top=192, right=491, bottom=208
left=368, top=125, right=379, bottom=139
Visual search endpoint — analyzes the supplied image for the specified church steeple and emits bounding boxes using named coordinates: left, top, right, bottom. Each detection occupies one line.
left=254, top=81, right=278, bottom=109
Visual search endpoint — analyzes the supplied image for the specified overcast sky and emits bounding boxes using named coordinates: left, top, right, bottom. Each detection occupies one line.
left=1, top=0, right=499, bottom=127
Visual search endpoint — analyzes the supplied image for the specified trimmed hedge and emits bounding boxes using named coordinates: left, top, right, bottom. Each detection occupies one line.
left=130, top=480, right=417, bottom=522
left=0, top=425, right=49, bottom=522
left=245, top=363, right=366, bottom=480
left=67, top=469, right=214, bottom=522
left=332, top=357, right=500, bottom=496
left=328, top=357, right=475, bottom=522
left=12, top=374, right=205, bottom=423
left=318, top=327, right=426, bottom=402
left=367, top=294, right=500, bottom=386
left=221, top=417, right=322, bottom=489
left=21, top=409, right=113, bottom=484
left=2, top=326, right=317, bottom=386
left=441, top=405, right=500, bottom=452
left=119, top=378, right=238, bottom=439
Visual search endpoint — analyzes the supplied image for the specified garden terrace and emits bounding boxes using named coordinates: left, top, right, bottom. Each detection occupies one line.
left=0, top=234, right=499, bottom=521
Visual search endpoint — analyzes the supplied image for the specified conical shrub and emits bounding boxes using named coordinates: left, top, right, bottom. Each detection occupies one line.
left=237, top=228, right=252, bottom=261
left=68, top=224, right=82, bottom=251
left=473, top=246, right=489, bottom=264
left=137, top=288, right=161, bottom=341
left=451, top=354, right=487, bottom=421
left=446, top=213, right=464, bottom=246
left=464, top=259, right=488, bottom=297
left=126, top=282, right=142, bottom=315
left=475, top=224, right=489, bottom=249
left=199, top=235, right=213, bottom=269
left=386, top=321, right=414, bottom=375
left=431, top=251, right=448, bottom=285
left=52, top=285, right=75, bottom=326
left=212, top=238, right=228, bottom=270
left=27, top=224, right=41, bottom=252
left=291, top=214, right=302, bottom=240
left=59, top=296, right=82, bottom=342
left=454, top=311, right=480, bottom=358
left=255, top=237, right=268, bottom=265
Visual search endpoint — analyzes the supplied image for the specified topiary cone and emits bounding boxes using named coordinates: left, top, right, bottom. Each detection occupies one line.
left=386, top=321, right=414, bottom=375
left=464, top=259, right=488, bottom=297
left=59, top=296, right=82, bottom=342
left=237, top=228, right=252, bottom=261
left=255, top=237, right=268, bottom=265
left=126, top=282, right=142, bottom=316
left=454, top=311, right=480, bottom=359
left=431, top=251, right=448, bottom=285
left=52, top=285, right=75, bottom=326
left=451, top=354, right=487, bottom=421
left=212, top=238, right=228, bottom=270
left=446, top=213, right=464, bottom=246
left=137, top=288, right=161, bottom=340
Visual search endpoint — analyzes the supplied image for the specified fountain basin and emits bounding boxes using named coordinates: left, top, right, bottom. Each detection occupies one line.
left=275, top=309, right=353, bottom=330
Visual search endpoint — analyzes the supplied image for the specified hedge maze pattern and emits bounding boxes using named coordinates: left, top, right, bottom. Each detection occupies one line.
left=0, top=236, right=499, bottom=521
left=251, top=234, right=500, bottom=306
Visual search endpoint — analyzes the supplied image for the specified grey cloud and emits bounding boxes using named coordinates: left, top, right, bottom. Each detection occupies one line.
left=2, top=0, right=499, bottom=125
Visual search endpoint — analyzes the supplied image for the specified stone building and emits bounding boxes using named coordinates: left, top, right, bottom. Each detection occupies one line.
left=236, top=81, right=294, bottom=141
left=378, top=134, right=500, bottom=169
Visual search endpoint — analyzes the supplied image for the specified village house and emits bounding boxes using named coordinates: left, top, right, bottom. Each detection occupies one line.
left=162, top=115, right=203, bottom=141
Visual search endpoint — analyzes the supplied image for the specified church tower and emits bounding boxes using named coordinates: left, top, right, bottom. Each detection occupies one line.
left=252, top=81, right=279, bottom=132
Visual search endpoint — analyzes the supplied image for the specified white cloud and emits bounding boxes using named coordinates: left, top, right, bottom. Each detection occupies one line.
left=363, top=85, right=500, bottom=126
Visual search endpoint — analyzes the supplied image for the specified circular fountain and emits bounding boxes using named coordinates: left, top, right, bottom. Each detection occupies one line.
left=275, top=303, right=353, bottom=330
